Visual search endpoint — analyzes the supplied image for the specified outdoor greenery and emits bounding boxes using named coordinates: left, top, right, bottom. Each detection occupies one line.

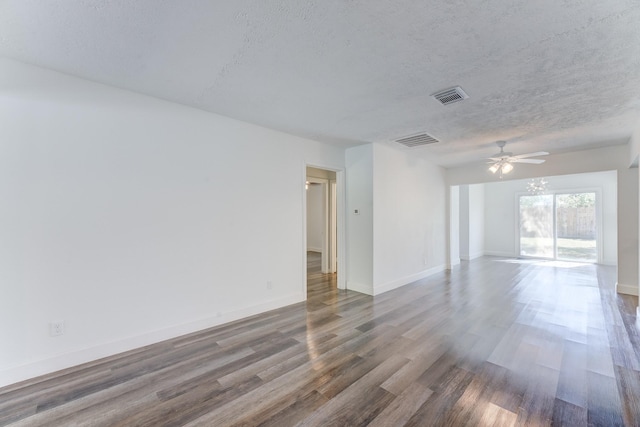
left=520, top=237, right=596, bottom=261
left=520, top=193, right=596, bottom=208
left=519, top=195, right=551, bottom=207
left=557, top=192, right=596, bottom=208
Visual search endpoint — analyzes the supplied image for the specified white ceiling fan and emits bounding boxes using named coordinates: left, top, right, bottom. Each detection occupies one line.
left=488, top=141, right=549, bottom=177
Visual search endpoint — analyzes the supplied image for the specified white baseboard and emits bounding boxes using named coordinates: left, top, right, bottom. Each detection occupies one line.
left=347, top=281, right=373, bottom=296
left=616, top=282, right=639, bottom=296
left=374, top=264, right=447, bottom=296
left=0, top=293, right=304, bottom=388
left=469, top=251, right=484, bottom=260
left=460, top=251, right=484, bottom=261
left=447, top=258, right=461, bottom=270
left=483, top=251, right=516, bottom=258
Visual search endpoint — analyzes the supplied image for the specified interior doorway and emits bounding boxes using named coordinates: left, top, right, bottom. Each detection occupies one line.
left=305, top=166, right=339, bottom=297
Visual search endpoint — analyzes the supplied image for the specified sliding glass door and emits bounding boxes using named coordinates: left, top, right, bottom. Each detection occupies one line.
left=519, top=192, right=597, bottom=262
left=519, top=195, right=554, bottom=258
left=555, top=193, right=597, bottom=261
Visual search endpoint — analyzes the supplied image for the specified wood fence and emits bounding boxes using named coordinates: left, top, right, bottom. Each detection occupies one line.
left=521, top=207, right=595, bottom=239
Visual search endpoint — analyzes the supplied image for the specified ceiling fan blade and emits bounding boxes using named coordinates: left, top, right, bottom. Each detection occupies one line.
left=512, top=151, right=549, bottom=159
left=512, top=158, right=545, bottom=164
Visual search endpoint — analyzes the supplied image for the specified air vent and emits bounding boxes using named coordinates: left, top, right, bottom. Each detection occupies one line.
left=395, top=133, right=439, bottom=148
left=431, top=86, right=469, bottom=105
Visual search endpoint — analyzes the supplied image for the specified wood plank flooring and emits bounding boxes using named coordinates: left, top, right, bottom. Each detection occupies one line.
left=2, top=255, right=640, bottom=426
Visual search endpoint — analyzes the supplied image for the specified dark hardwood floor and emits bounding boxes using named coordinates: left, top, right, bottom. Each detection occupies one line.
left=2, top=256, right=639, bottom=426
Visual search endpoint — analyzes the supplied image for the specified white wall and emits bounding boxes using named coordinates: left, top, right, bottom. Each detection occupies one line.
left=345, top=144, right=374, bottom=295
left=459, top=185, right=470, bottom=260
left=306, top=184, right=324, bottom=252
left=452, top=184, right=485, bottom=261
left=0, top=58, right=346, bottom=386
left=484, top=182, right=517, bottom=257
left=448, top=186, right=460, bottom=267
left=468, top=184, right=485, bottom=259
left=630, top=124, right=640, bottom=168
left=483, top=171, right=617, bottom=265
left=630, top=124, right=640, bottom=310
left=372, top=144, right=447, bottom=294
left=617, top=168, right=639, bottom=294
left=459, top=184, right=485, bottom=261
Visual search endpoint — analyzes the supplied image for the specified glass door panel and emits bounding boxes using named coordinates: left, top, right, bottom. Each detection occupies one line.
left=556, top=193, right=596, bottom=262
left=519, top=194, right=554, bottom=258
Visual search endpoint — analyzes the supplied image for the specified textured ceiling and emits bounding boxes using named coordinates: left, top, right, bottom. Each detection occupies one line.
left=1, top=0, right=640, bottom=167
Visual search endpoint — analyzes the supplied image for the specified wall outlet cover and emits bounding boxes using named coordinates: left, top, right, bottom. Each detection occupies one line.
left=49, top=321, right=65, bottom=337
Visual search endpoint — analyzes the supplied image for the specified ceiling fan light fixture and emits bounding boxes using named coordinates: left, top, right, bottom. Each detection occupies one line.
left=486, top=141, right=549, bottom=178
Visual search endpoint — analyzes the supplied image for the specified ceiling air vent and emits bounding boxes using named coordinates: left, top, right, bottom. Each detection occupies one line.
left=431, top=86, right=469, bottom=105
left=395, top=133, right=439, bottom=148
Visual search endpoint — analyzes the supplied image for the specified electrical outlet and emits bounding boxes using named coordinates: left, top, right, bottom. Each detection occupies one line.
left=267, top=281, right=273, bottom=290
left=50, top=321, right=64, bottom=337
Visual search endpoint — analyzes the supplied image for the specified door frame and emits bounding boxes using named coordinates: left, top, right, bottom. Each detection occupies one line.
left=330, top=180, right=338, bottom=273
left=306, top=176, right=330, bottom=273
left=302, top=163, right=346, bottom=297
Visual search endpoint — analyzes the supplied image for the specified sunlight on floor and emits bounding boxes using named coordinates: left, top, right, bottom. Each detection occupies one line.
left=493, top=258, right=590, bottom=269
